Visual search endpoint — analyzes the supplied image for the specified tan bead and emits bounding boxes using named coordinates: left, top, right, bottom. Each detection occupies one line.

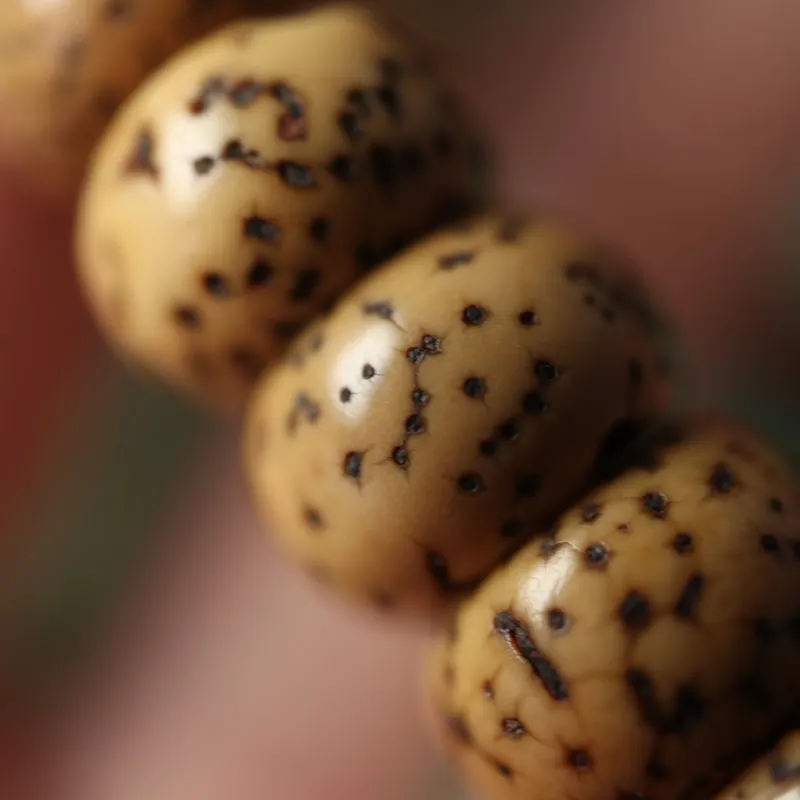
left=76, top=3, right=485, bottom=410
left=243, top=212, right=674, bottom=614
left=428, top=416, right=800, bottom=799
left=0, top=0, right=309, bottom=197
left=715, top=730, right=800, bottom=800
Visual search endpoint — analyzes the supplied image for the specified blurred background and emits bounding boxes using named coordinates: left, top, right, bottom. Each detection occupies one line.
left=3, top=1, right=800, bottom=798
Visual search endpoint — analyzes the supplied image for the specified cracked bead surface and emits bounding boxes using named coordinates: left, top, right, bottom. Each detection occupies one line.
left=0, top=0, right=303, bottom=196
left=243, top=212, right=674, bottom=613
left=428, top=416, right=800, bottom=800
left=76, top=2, right=485, bottom=409
left=715, top=730, right=800, bottom=800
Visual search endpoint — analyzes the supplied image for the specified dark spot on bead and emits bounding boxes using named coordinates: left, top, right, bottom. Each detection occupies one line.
left=534, top=360, right=559, bottom=382
left=271, top=81, right=302, bottom=108
left=221, top=139, right=246, bottom=161
left=377, top=84, right=401, bottom=117
left=339, top=387, right=352, bottom=404
left=585, top=542, right=610, bottom=567
left=618, top=523, right=630, bottom=533
left=277, top=111, right=308, bottom=142
left=343, top=451, right=364, bottom=481
left=202, top=272, right=231, bottom=297
left=548, top=608, right=569, bottom=632
left=188, top=76, right=225, bottom=114
left=309, top=217, right=329, bottom=243
left=392, top=446, right=410, bottom=469
left=357, top=364, right=376, bottom=382
left=233, top=79, right=263, bottom=107
left=502, top=718, right=525, bottom=739
left=500, top=519, right=523, bottom=538
left=329, top=154, right=359, bottom=181
left=672, top=532, right=694, bottom=554
left=625, top=668, right=660, bottom=728
left=422, top=334, right=442, bottom=354
left=516, top=474, right=540, bottom=498
left=499, top=419, right=521, bottom=441
left=770, top=497, right=785, bottom=514
left=462, top=377, right=487, bottom=399
left=619, top=591, right=652, bottom=631
left=754, top=618, right=776, bottom=643
left=522, top=391, right=548, bottom=415
left=581, top=503, right=601, bottom=523
left=494, top=610, right=569, bottom=700
left=247, top=258, right=274, bottom=288
left=462, top=304, right=488, bottom=326
left=518, top=309, right=538, bottom=326
left=483, top=680, right=494, bottom=698
left=446, top=715, right=472, bottom=745
left=479, top=439, right=498, bottom=457
left=370, top=145, right=397, bottom=191
left=568, top=750, right=592, bottom=770
left=669, top=685, right=706, bottom=735
left=243, top=215, right=281, bottom=242
left=628, top=358, right=644, bottom=386
left=277, top=161, right=316, bottom=189
left=412, top=388, right=430, bottom=407
left=405, top=414, right=426, bottom=435
left=674, top=574, right=705, bottom=620
left=602, top=307, right=616, bottom=322
left=760, top=534, right=781, bottom=555
left=584, top=293, right=597, bottom=308
left=193, top=156, right=215, bottom=175
left=304, top=506, right=323, bottom=529
left=438, top=251, right=474, bottom=269
left=174, top=305, right=200, bottom=328
left=338, top=111, right=362, bottom=141
left=459, top=473, right=486, bottom=494
left=642, top=491, right=670, bottom=519
left=229, top=347, right=263, bottom=379
left=124, top=128, right=158, bottom=178
left=493, top=761, right=513, bottom=778
left=539, top=538, right=559, bottom=558
left=363, top=301, right=394, bottom=320
left=406, top=347, right=425, bottom=364
left=709, top=462, right=737, bottom=494
left=646, top=761, right=670, bottom=782
left=289, top=268, right=322, bottom=303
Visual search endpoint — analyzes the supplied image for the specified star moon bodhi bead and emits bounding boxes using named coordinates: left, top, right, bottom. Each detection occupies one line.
left=76, top=2, right=486, bottom=410
left=243, top=212, right=675, bottom=613
left=429, top=416, right=800, bottom=800
left=0, top=0, right=308, bottom=197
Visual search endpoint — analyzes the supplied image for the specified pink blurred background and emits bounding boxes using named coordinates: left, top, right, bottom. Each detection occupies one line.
left=3, top=1, right=800, bottom=798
